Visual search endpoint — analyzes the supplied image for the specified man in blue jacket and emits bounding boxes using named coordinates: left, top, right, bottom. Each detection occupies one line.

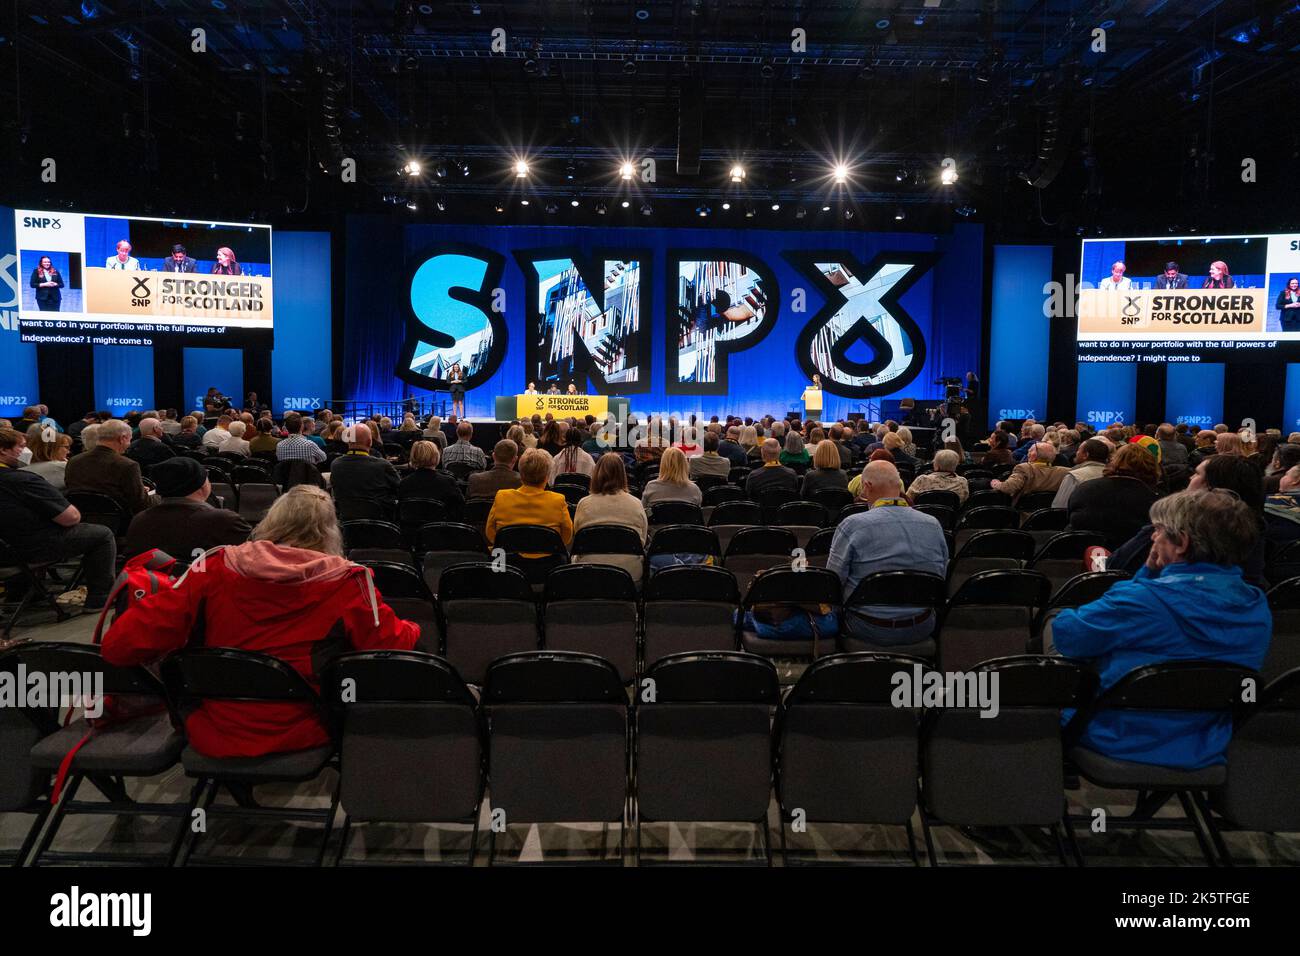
left=1053, top=489, right=1271, bottom=770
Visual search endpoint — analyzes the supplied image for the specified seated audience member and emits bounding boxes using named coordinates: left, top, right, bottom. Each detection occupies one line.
left=1215, top=431, right=1245, bottom=457
left=397, top=440, right=464, bottom=519
left=485, top=448, right=573, bottom=547
left=1067, top=441, right=1161, bottom=548
left=322, top=421, right=348, bottom=455
left=171, top=416, right=203, bottom=450
left=1051, top=438, right=1110, bottom=509
left=67, top=411, right=96, bottom=440
left=1110, top=454, right=1267, bottom=585
left=123, top=457, right=252, bottom=558
left=301, top=418, right=326, bottom=450
left=689, top=432, right=732, bottom=481
left=1154, top=423, right=1188, bottom=466
left=25, top=430, right=72, bottom=491
left=248, top=418, right=281, bottom=454
left=275, top=413, right=327, bottom=465
left=780, top=432, right=812, bottom=468
left=551, top=426, right=596, bottom=484
left=126, top=417, right=176, bottom=468
left=65, top=419, right=155, bottom=514
left=826, top=424, right=854, bottom=470
left=572, top=452, right=648, bottom=578
left=329, top=423, right=399, bottom=513
left=991, top=441, right=1068, bottom=504
left=102, top=485, right=420, bottom=757
left=829, top=460, right=948, bottom=646
left=1056, top=428, right=1082, bottom=463
left=0, top=427, right=117, bottom=612
left=442, top=420, right=488, bottom=470
left=1264, top=442, right=1300, bottom=495
left=801, top=439, right=850, bottom=497
left=882, top=431, right=915, bottom=467
left=738, top=425, right=762, bottom=461
left=717, top=426, right=748, bottom=468
left=1011, top=422, right=1045, bottom=462
left=158, top=409, right=182, bottom=436
left=219, top=421, right=251, bottom=457
left=981, top=430, right=1014, bottom=466
left=421, top=416, right=447, bottom=449
left=905, top=449, right=968, bottom=504
left=1054, top=490, right=1270, bottom=769
left=468, top=439, right=522, bottom=500
left=1264, top=463, right=1300, bottom=546
left=641, top=446, right=704, bottom=514
left=744, top=438, right=799, bottom=498
left=202, top=415, right=233, bottom=450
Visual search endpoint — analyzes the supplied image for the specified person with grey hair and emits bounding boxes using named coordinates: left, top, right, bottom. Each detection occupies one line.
left=991, top=441, right=1069, bottom=504
left=744, top=437, right=798, bottom=498
left=126, top=416, right=176, bottom=468
left=904, top=449, right=969, bottom=504
left=1053, top=489, right=1270, bottom=769
left=65, top=418, right=155, bottom=514
left=779, top=430, right=811, bottom=468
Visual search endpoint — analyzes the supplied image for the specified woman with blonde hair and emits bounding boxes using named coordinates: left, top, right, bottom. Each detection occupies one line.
left=398, top=439, right=464, bottom=517
left=640, top=446, right=703, bottom=514
left=101, top=484, right=421, bottom=758
left=26, top=430, right=73, bottom=489
left=801, top=438, right=849, bottom=497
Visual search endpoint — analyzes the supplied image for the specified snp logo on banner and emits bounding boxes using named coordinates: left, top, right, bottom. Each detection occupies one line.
left=21, top=215, right=62, bottom=230
left=1086, top=410, right=1125, bottom=424
left=283, top=397, right=323, bottom=410
left=0, top=251, right=17, bottom=332
left=998, top=408, right=1037, bottom=419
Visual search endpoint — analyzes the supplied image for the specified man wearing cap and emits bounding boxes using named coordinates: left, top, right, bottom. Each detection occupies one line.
left=123, top=457, right=252, bottom=559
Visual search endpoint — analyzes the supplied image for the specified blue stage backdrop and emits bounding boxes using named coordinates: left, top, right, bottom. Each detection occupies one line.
left=270, top=231, right=331, bottom=413
left=1165, top=363, right=1225, bottom=428
left=0, top=207, right=42, bottom=418
left=342, top=219, right=985, bottom=421
left=183, top=348, right=243, bottom=414
left=1283, top=365, right=1300, bottom=433
left=93, top=344, right=154, bottom=412
left=988, top=244, right=1053, bottom=428
left=1076, top=361, right=1137, bottom=428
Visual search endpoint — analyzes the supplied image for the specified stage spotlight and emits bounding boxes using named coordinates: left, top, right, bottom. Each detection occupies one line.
left=435, top=197, right=447, bottom=212
left=744, top=204, right=756, bottom=218
left=795, top=205, right=807, bottom=219
left=494, top=200, right=505, bottom=213
left=832, top=163, right=849, bottom=184
left=844, top=208, right=855, bottom=221
left=565, top=161, right=577, bottom=181
left=640, top=202, right=653, bottom=216
left=895, top=167, right=910, bottom=183
left=621, top=199, right=631, bottom=208
left=458, top=160, right=471, bottom=177
left=620, top=162, right=635, bottom=181
left=955, top=204, right=976, bottom=218
left=623, top=59, right=637, bottom=75
left=730, top=164, right=746, bottom=183
left=894, top=206, right=905, bottom=221
left=434, top=162, right=448, bottom=179
left=405, top=199, right=418, bottom=211
left=570, top=196, right=580, bottom=207
left=545, top=201, right=559, bottom=214
left=770, top=202, right=781, bottom=211
left=520, top=198, right=531, bottom=206
left=402, top=160, right=422, bottom=177
left=595, top=201, right=607, bottom=215
left=696, top=204, right=711, bottom=217
left=940, top=163, right=959, bottom=185
left=514, top=159, right=529, bottom=178
left=721, top=201, right=731, bottom=210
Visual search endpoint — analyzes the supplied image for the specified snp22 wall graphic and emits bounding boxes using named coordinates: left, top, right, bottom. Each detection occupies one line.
left=396, top=243, right=938, bottom=399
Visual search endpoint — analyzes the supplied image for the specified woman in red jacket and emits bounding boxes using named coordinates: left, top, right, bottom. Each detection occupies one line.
left=102, top=485, right=420, bottom=758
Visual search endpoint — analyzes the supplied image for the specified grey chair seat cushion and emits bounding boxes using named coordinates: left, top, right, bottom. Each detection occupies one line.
left=181, top=743, right=334, bottom=782
left=1069, top=745, right=1226, bottom=789
left=31, top=712, right=183, bottom=776
left=839, top=636, right=936, bottom=659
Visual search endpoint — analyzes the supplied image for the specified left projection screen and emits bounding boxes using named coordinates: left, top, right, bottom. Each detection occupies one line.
left=15, top=209, right=273, bottom=348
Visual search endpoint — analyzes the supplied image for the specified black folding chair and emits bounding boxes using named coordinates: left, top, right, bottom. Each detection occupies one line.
left=635, top=652, right=780, bottom=864
left=648, top=500, right=705, bottom=527
left=947, top=528, right=1036, bottom=596
left=1021, top=508, right=1069, bottom=532
left=841, top=570, right=946, bottom=658
left=341, top=519, right=411, bottom=567
left=569, top=524, right=645, bottom=582
left=0, top=535, right=73, bottom=638
left=913, top=489, right=962, bottom=511
left=542, top=564, right=639, bottom=682
left=644, top=525, right=721, bottom=582
left=810, top=487, right=856, bottom=521
left=493, top=524, right=569, bottom=589
left=555, top=472, right=591, bottom=489
left=160, top=647, right=339, bottom=866
left=775, top=501, right=831, bottom=547
left=703, top=484, right=747, bottom=507
left=1064, top=661, right=1259, bottom=866
left=1263, top=576, right=1300, bottom=683
left=1028, top=530, right=1109, bottom=593
left=1032, top=570, right=1132, bottom=653
left=65, top=491, right=130, bottom=538
left=804, top=527, right=837, bottom=568
left=642, top=564, right=741, bottom=669
left=757, top=488, right=800, bottom=524
left=937, top=569, right=1051, bottom=672
left=483, top=652, right=629, bottom=863
left=1017, top=491, right=1058, bottom=513
left=437, top=563, right=539, bottom=685
left=724, top=526, right=799, bottom=596
left=398, top=498, right=450, bottom=547
left=739, top=565, right=842, bottom=661
left=236, top=482, right=279, bottom=524
left=356, top=560, right=437, bottom=645
left=417, top=523, right=489, bottom=597
left=921, top=655, right=1099, bottom=866
left=321, top=650, right=483, bottom=865
left=554, top=483, right=589, bottom=507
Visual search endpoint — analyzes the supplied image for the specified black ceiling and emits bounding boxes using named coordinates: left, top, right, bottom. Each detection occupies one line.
left=2, top=0, right=1298, bottom=236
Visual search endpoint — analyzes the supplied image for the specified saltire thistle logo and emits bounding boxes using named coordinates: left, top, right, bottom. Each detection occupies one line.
left=784, top=251, right=938, bottom=398
left=396, top=243, right=509, bottom=392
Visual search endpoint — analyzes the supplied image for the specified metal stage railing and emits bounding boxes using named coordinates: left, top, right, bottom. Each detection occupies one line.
left=320, top=396, right=450, bottom=421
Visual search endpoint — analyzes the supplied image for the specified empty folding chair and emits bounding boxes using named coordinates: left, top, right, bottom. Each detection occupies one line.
left=397, top=498, right=450, bottom=547
left=437, top=563, right=539, bottom=685
left=1032, top=570, right=1131, bottom=653
left=570, top=524, right=645, bottom=582
left=444, top=461, right=482, bottom=483
left=160, top=647, right=339, bottom=866
left=208, top=481, right=239, bottom=511
left=554, top=483, right=588, bottom=508
left=0, top=646, right=58, bottom=865
left=641, top=565, right=741, bottom=669
left=1028, top=530, right=1109, bottom=593
left=694, top=474, right=728, bottom=495
left=921, top=655, right=1099, bottom=866
left=494, top=524, right=569, bottom=589
left=635, top=652, right=780, bottom=864
left=841, top=570, right=946, bottom=658
left=728, top=466, right=752, bottom=486
left=1017, top=491, right=1058, bottom=514
left=938, top=569, right=1051, bottom=672
left=963, top=488, right=1010, bottom=511
left=418, top=523, right=489, bottom=597
left=1266, top=541, right=1300, bottom=585
left=543, top=564, right=639, bottom=682
left=1064, top=661, right=1259, bottom=865
left=810, top=487, right=856, bottom=521
left=775, top=501, right=830, bottom=548
left=775, top=652, right=928, bottom=865
left=322, top=650, right=484, bottom=865
left=484, top=652, right=629, bottom=863
left=952, top=505, right=1021, bottom=553
left=335, top=497, right=394, bottom=522
left=64, top=491, right=130, bottom=538
left=913, top=503, right=955, bottom=531
left=708, top=500, right=764, bottom=555
left=648, top=500, right=704, bottom=527
left=739, top=565, right=842, bottom=661
left=0, top=535, right=73, bottom=638
left=757, top=488, right=799, bottom=524
left=555, top=472, right=591, bottom=490
left=1021, top=507, right=1069, bottom=534
left=947, top=528, right=1035, bottom=597
left=342, top=519, right=411, bottom=566
left=236, top=482, right=279, bottom=525
left=836, top=501, right=872, bottom=524
left=703, top=484, right=747, bottom=508
left=1263, top=577, right=1300, bottom=683
left=913, top=489, right=962, bottom=511
left=645, top=524, right=721, bottom=579
left=355, top=561, right=438, bottom=649
left=723, top=526, right=798, bottom=596
left=804, top=527, right=836, bottom=569
left=460, top=498, right=494, bottom=532
left=232, top=463, right=274, bottom=486
left=1202, top=667, right=1300, bottom=863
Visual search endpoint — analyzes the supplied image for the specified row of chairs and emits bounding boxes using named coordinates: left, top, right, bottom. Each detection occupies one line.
left=3, top=642, right=1295, bottom=866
